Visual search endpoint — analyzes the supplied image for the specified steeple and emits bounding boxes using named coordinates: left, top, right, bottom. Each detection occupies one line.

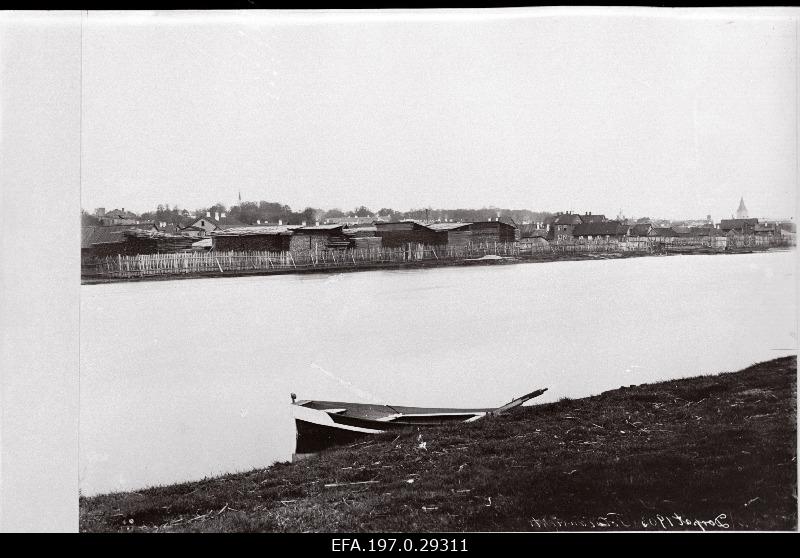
left=736, top=197, right=749, bottom=219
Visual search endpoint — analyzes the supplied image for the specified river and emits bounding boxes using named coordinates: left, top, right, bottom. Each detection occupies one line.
left=79, top=250, right=797, bottom=496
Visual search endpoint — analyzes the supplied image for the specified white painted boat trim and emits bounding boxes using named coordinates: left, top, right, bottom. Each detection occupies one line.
left=375, top=413, right=404, bottom=422
left=293, top=404, right=386, bottom=434
left=383, top=411, right=486, bottom=420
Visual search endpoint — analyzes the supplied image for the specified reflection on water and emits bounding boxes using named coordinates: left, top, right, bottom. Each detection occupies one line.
left=80, top=251, right=796, bottom=496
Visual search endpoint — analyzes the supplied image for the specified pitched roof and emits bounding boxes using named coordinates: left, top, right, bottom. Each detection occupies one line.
left=297, top=224, right=344, bottom=232
left=553, top=213, right=583, bottom=225
left=649, top=227, right=680, bottom=237
left=572, top=221, right=629, bottom=236
left=158, top=223, right=181, bottom=235
left=81, top=224, right=157, bottom=249
left=427, top=222, right=472, bottom=231
left=719, top=218, right=758, bottom=230
left=121, top=229, right=190, bottom=240
left=579, top=214, right=606, bottom=223
left=209, top=225, right=296, bottom=236
left=101, top=209, right=140, bottom=220
left=753, top=224, right=777, bottom=232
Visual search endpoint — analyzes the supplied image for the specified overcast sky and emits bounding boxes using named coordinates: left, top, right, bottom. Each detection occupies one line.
left=80, top=8, right=798, bottom=220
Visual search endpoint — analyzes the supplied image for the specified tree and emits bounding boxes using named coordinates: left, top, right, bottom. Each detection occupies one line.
left=323, top=208, right=345, bottom=218
left=81, top=209, right=101, bottom=226
left=353, top=206, right=374, bottom=217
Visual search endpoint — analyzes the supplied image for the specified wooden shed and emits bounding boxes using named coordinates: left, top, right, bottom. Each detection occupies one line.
left=468, top=221, right=517, bottom=244
left=90, top=229, right=195, bottom=258
left=426, top=222, right=473, bottom=248
left=289, top=224, right=349, bottom=252
left=81, top=223, right=158, bottom=260
left=373, top=221, right=444, bottom=248
left=210, top=226, right=294, bottom=252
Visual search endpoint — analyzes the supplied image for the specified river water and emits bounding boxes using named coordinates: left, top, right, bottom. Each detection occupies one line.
left=79, top=251, right=797, bottom=496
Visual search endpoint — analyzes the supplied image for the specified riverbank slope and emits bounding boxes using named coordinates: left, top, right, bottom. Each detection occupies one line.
left=79, top=356, right=797, bottom=532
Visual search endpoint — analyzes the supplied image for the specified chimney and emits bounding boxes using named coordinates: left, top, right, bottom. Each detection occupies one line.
left=122, top=208, right=125, bottom=212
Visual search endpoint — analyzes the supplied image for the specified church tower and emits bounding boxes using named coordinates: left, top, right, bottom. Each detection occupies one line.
left=736, top=197, right=749, bottom=219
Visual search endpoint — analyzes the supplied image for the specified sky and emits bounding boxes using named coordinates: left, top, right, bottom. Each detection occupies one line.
left=80, top=8, right=799, bottom=220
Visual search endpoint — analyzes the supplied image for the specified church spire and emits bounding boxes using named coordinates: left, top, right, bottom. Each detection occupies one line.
left=736, top=197, right=748, bottom=219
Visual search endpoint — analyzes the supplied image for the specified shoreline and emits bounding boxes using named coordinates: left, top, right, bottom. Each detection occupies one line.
left=79, top=355, right=797, bottom=532
left=80, top=245, right=788, bottom=285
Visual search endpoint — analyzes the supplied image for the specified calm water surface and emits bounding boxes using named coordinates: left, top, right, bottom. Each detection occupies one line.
left=80, top=251, right=797, bottom=496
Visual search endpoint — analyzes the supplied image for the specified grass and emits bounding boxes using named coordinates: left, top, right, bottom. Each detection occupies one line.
left=79, top=356, right=797, bottom=532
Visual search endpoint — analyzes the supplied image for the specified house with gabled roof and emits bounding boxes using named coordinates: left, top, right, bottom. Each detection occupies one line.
left=551, top=212, right=583, bottom=243
left=572, top=221, right=629, bottom=242
left=98, top=208, right=143, bottom=225
left=180, top=213, right=246, bottom=238
left=719, top=218, right=759, bottom=234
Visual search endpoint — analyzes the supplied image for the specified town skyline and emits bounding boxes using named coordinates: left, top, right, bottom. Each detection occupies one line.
left=80, top=10, right=797, bottom=223
left=82, top=195, right=796, bottom=225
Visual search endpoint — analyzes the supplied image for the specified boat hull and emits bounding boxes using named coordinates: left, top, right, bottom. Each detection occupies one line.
left=295, top=418, right=378, bottom=454
left=292, top=400, right=487, bottom=455
left=290, top=388, right=547, bottom=456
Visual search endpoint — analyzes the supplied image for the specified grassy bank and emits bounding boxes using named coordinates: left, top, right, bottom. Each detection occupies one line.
left=80, top=356, right=797, bottom=532
left=80, top=246, right=780, bottom=285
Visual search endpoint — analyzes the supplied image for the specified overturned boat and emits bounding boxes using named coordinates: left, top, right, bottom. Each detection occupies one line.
left=291, top=388, right=547, bottom=457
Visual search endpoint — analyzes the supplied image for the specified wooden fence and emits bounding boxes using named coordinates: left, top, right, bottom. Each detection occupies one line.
left=86, top=242, right=525, bottom=279
left=82, top=235, right=795, bottom=279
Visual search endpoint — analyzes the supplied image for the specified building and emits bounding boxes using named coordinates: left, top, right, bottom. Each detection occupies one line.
left=578, top=212, right=606, bottom=223
left=289, top=224, right=350, bottom=251
left=89, top=229, right=195, bottom=258
left=551, top=213, right=583, bottom=243
left=343, top=226, right=383, bottom=249
left=97, top=208, right=143, bottom=225
left=688, top=227, right=728, bottom=249
left=81, top=223, right=158, bottom=260
left=180, top=212, right=246, bottom=238
left=648, top=227, right=681, bottom=241
left=323, top=216, right=377, bottom=226
left=427, top=222, right=473, bottom=248
left=210, top=225, right=295, bottom=252
left=468, top=220, right=517, bottom=244
left=373, top=221, right=443, bottom=248
left=571, top=221, right=629, bottom=242
left=629, top=223, right=653, bottom=237
left=719, top=218, right=759, bottom=234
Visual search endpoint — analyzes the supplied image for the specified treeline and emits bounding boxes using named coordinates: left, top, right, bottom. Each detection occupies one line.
left=84, top=201, right=556, bottom=227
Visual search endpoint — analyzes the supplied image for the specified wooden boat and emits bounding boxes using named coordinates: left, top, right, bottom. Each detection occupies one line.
left=291, top=388, right=547, bottom=457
